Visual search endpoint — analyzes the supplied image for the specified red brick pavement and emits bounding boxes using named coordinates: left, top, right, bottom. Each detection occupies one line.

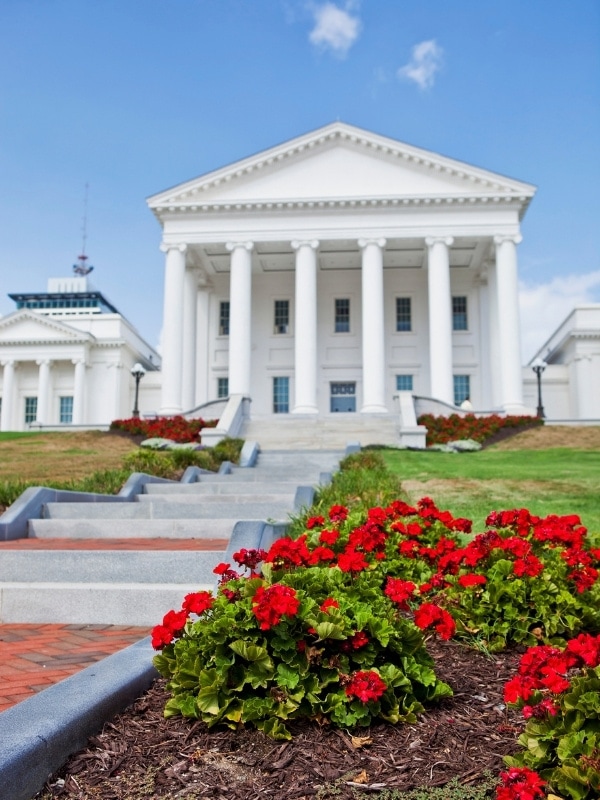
left=0, top=537, right=229, bottom=550
left=0, top=624, right=150, bottom=712
left=0, top=537, right=227, bottom=712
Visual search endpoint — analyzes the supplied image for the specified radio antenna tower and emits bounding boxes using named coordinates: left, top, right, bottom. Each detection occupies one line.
left=73, top=183, right=94, bottom=276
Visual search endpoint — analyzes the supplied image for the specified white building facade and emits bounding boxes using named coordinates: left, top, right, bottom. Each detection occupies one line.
left=0, top=277, right=160, bottom=431
left=149, top=122, right=536, bottom=418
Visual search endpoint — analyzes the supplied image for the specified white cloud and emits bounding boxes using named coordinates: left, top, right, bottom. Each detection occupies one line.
left=519, top=270, right=600, bottom=362
left=309, top=2, right=361, bottom=57
left=398, top=39, right=443, bottom=90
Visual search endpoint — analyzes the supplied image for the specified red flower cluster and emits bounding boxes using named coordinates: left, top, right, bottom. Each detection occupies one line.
left=151, top=590, right=215, bottom=649
left=232, top=548, right=268, bottom=570
left=328, top=505, right=349, bottom=523
left=252, top=584, right=300, bottom=630
left=265, top=535, right=310, bottom=569
left=151, top=609, right=188, bottom=649
left=384, top=577, right=417, bottom=609
left=213, top=562, right=240, bottom=584
left=337, top=547, right=369, bottom=573
left=110, top=415, right=217, bottom=443
left=418, top=413, right=541, bottom=447
left=344, top=670, right=387, bottom=703
left=457, top=574, right=487, bottom=588
left=496, top=767, right=546, bottom=800
left=504, top=633, right=600, bottom=717
left=413, top=603, right=456, bottom=640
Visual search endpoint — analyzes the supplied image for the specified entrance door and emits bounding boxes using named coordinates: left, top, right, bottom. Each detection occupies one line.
left=330, top=382, right=356, bottom=412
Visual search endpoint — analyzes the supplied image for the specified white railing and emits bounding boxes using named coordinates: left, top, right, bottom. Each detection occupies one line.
left=200, top=394, right=251, bottom=446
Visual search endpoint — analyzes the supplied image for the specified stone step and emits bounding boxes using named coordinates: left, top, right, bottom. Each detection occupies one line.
left=0, top=549, right=222, bottom=584
left=41, top=501, right=294, bottom=520
left=143, top=481, right=301, bottom=496
left=0, top=583, right=210, bottom=626
left=29, top=518, right=240, bottom=539
left=244, top=417, right=399, bottom=449
left=135, top=492, right=297, bottom=505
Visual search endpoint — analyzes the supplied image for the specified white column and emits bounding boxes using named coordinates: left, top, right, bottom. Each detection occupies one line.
left=195, top=284, right=211, bottom=405
left=1, top=360, right=16, bottom=431
left=181, top=267, right=198, bottom=412
left=292, top=240, right=319, bottom=413
left=160, top=242, right=187, bottom=414
left=226, top=241, right=253, bottom=396
left=486, top=260, right=501, bottom=408
left=494, top=235, right=525, bottom=411
left=36, top=359, right=52, bottom=424
left=426, top=236, right=454, bottom=405
left=359, top=238, right=388, bottom=413
left=72, top=359, right=87, bottom=424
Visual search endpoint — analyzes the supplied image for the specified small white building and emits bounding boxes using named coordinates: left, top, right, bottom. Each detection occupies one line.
left=0, top=276, right=160, bottom=430
left=149, top=121, right=535, bottom=419
left=523, top=305, right=600, bottom=421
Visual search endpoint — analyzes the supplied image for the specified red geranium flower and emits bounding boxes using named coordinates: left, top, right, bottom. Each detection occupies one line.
left=344, top=670, right=387, bottom=703
left=457, top=574, right=487, bottom=587
left=319, top=528, right=340, bottom=546
left=182, top=591, right=214, bottom=615
left=337, top=547, right=369, bottom=573
left=384, top=577, right=416, bottom=608
left=252, top=584, right=300, bottom=630
left=413, top=603, right=456, bottom=640
left=328, top=505, right=349, bottom=523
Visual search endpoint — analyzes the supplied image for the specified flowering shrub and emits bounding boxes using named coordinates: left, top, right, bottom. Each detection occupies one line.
left=152, top=543, right=452, bottom=739
left=110, top=416, right=217, bottom=443
left=418, top=413, right=542, bottom=446
left=502, top=634, right=600, bottom=800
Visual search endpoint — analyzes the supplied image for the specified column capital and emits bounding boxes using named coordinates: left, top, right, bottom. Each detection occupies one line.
left=358, top=237, right=387, bottom=250
left=1, top=359, right=16, bottom=368
left=36, top=359, right=53, bottom=367
left=71, top=358, right=88, bottom=368
left=425, top=235, right=454, bottom=248
left=494, top=234, right=523, bottom=246
left=226, top=241, right=254, bottom=253
left=291, top=239, right=319, bottom=251
left=160, top=242, right=188, bottom=254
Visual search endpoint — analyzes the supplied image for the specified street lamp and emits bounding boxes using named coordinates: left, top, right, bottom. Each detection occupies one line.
left=531, top=357, right=547, bottom=419
left=130, top=363, right=146, bottom=418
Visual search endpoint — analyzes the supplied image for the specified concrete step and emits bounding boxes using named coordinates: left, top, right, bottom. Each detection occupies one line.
left=243, top=416, right=399, bottom=449
left=0, top=549, right=222, bottom=584
left=135, top=492, right=296, bottom=505
left=0, top=583, right=211, bottom=626
left=143, top=481, right=301, bottom=496
left=29, top=518, right=240, bottom=539
left=41, top=501, right=294, bottom=520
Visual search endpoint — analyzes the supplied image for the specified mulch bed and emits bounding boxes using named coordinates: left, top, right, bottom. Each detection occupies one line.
left=37, top=637, right=526, bottom=800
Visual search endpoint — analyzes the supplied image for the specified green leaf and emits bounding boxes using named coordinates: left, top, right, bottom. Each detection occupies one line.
left=229, top=640, right=274, bottom=674
left=277, top=662, right=301, bottom=690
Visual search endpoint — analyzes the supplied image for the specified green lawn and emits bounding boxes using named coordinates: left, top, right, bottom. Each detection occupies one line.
left=382, top=448, right=600, bottom=537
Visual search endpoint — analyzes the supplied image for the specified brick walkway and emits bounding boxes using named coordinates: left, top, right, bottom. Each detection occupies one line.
left=0, top=623, right=150, bottom=712
left=0, top=537, right=229, bottom=551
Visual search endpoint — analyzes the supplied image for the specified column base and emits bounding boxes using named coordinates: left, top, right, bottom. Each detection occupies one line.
left=360, top=404, right=389, bottom=414
left=159, top=406, right=183, bottom=416
left=502, top=403, right=536, bottom=416
left=292, top=405, right=318, bottom=414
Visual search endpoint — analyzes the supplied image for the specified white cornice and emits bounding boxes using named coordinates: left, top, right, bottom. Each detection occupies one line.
left=147, top=122, right=536, bottom=217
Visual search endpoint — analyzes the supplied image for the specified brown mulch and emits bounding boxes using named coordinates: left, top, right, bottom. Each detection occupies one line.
left=37, top=638, right=525, bottom=800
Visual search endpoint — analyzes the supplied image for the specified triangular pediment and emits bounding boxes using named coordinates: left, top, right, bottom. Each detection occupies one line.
left=148, top=122, right=536, bottom=211
left=0, top=310, right=94, bottom=343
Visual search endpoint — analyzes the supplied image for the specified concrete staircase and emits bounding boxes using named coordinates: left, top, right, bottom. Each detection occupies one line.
left=0, top=450, right=342, bottom=627
left=242, top=413, right=400, bottom=449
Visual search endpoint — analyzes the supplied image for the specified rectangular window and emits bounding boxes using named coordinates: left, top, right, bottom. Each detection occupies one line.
left=396, top=375, right=413, bottom=392
left=59, top=396, right=73, bottom=424
left=273, top=377, right=289, bottom=414
left=452, top=296, right=468, bottom=331
left=396, top=297, right=412, bottom=332
left=334, top=298, right=350, bottom=333
left=219, top=301, right=230, bottom=336
left=453, top=375, right=471, bottom=407
left=24, top=396, right=37, bottom=424
left=217, top=377, right=229, bottom=399
left=273, top=300, right=289, bottom=334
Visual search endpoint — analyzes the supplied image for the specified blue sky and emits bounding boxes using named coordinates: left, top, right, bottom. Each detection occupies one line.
left=1, top=0, right=598, bottom=361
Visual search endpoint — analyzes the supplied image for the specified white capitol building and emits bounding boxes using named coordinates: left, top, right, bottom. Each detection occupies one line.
left=0, top=123, right=598, bottom=436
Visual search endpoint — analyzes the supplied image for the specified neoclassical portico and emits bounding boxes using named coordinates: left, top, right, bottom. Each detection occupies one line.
left=149, top=122, right=536, bottom=418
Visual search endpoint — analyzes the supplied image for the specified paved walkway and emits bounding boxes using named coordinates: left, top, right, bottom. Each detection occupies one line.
left=0, top=623, right=149, bottom=713
left=0, top=537, right=229, bottom=551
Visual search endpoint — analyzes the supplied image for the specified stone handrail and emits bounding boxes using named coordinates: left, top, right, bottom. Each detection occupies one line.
left=200, top=394, right=250, bottom=446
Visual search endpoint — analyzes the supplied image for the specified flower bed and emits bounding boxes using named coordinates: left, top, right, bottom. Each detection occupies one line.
left=151, top=458, right=600, bottom=798
left=418, top=413, right=543, bottom=447
left=110, top=415, right=218, bottom=443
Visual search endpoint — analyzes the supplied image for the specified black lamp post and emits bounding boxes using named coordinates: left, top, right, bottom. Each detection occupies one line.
left=531, top=357, right=547, bottom=419
left=130, top=363, right=146, bottom=418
